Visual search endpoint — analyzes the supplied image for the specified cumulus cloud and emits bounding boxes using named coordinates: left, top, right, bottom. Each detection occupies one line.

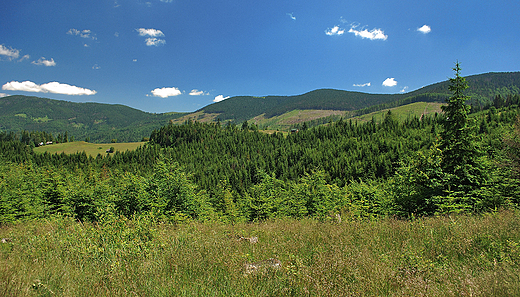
left=150, top=87, right=182, bottom=98
left=145, top=38, right=166, bottom=46
left=353, top=82, right=371, bottom=87
left=0, top=44, right=20, bottom=60
left=325, top=26, right=345, bottom=36
left=136, top=28, right=164, bottom=37
left=189, top=89, right=208, bottom=96
left=136, top=28, right=166, bottom=46
left=2, top=81, right=97, bottom=95
left=417, top=25, right=431, bottom=34
left=213, top=95, right=230, bottom=102
left=348, top=26, right=387, bottom=40
left=32, top=57, right=56, bottom=66
left=382, top=78, right=398, bottom=87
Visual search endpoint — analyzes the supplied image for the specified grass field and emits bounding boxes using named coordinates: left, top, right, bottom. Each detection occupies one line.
left=351, top=102, right=444, bottom=123
left=1, top=211, right=519, bottom=296
left=33, top=141, right=145, bottom=157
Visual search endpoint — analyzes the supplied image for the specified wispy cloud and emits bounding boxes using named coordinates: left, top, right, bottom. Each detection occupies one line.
left=32, top=57, right=56, bottom=67
left=150, top=87, right=182, bottom=98
left=0, top=44, right=20, bottom=60
left=287, top=12, right=296, bottom=20
left=325, top=26, right=345, bottom=36
left=400, top=86, right=409, bottom=93
left=417, top=25, right=431, bottom=34
left=92, top=64, right=101, bottom=70
left=67, top=29, right=97, bottom=40
left=213, top=95, right=230, bottom=102
left=136, top=28, right=166, bottom=46
left=353, top=82, right=371, bottom=87
left=189, top=89, right=208, bottom=96
left=2, top=81, right=97, bottom=95
left=382, top=78, right=397, bottom=87
left=145, top=38, right=166, bottom=46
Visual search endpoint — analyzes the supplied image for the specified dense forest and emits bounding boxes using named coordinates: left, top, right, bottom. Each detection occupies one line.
left=1, top=67, right=520, bottom=224
left=0, top=95, right=185, bottom=143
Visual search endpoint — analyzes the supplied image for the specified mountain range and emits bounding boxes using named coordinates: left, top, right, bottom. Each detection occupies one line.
left=1, top=71, right=519, bottom=142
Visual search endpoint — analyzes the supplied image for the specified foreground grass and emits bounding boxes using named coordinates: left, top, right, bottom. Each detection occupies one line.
left=1, top=211, right=519, bottom=296
left=33, top=141, right=144, bottom=157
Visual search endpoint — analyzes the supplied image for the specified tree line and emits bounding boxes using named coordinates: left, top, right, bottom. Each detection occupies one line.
left=1, top=64, right=520, bottom=223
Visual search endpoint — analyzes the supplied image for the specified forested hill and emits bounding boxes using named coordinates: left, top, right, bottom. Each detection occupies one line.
left=199, top=72, right=520, bottom=122
left=0, top=95, right=186, bottom=143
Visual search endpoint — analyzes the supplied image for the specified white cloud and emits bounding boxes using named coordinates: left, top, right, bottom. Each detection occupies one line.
left=19, top=54, right=30, bottom=61
left=353, top=82, right=371, bottom=87
left=67, top=28, right=96, bottom=40
left=0, top=93, right=8, bottom=97
left=136, top=28, right=164, bottom=37
left=2, top=81, right=96, bottom=95
left=114, top=32, right=119, bottom=37
left=92, top=64, right=100, bottom=69
left=133, top=59, right=138, bottom=62
left=213, top=95, right=230, bottom=102
left=189, top=89, right=208, bottom=96
left=150, top=87, right=182, bottom=98
left=417, top=25, right=431, bottom=34
left=325, top=26, right=345, bottom=36
left=160, top=0, right=173, bottom=2
left=382, top=78, right=397, bottom=87
left=348, top=26, right=387, bottom=40
left=145, top=38, right=166, bottom=46
left=0, top=44, right=20, bottom=60
left=400, top=86, right=409, bottom=93
left=136, top=28, right=166, bottom=46
left=32, top=57, right=56, bottom=66
left=287, top=13, right=296, bottom=20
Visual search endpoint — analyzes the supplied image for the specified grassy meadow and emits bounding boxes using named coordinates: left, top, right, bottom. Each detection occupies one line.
left=33, top=141, right=145, bottom=157
left=1, top=211, right=519, bottom=296
left=351, top=102, right=444, bottom=123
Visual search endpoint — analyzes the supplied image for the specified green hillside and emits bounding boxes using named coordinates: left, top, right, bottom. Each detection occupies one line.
left=2, top=72, right=519, bottom=139
left=199, top=72, right=520, bottom=122
left=0, top=95, right=186, bottom=143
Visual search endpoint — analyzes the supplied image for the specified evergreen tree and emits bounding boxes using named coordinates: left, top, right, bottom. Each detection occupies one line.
left=439, top=62, right=486, bottom=209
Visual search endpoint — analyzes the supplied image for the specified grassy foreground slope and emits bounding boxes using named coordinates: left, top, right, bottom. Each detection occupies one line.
left=1, top=211, right=519, bottom=296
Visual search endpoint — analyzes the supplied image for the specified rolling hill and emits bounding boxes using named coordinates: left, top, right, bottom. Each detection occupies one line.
left=0, top=95, right=186, bottom=143
left=1, top=72, right=519, bottom=139
left=193, top=72, right=520, bottom=123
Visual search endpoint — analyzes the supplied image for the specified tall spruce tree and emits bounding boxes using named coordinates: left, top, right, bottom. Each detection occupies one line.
left=439, top=62, right=484, bottom=195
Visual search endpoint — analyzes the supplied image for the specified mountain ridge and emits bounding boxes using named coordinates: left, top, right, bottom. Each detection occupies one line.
left=1, top=71, right=519, bottom=141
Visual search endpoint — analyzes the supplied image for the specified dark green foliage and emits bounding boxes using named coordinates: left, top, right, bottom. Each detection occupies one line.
left=0, top=95, right=186, bottom=143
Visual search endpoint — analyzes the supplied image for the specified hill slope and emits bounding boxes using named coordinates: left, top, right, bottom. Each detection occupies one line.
left=2, top=72, right=519, bottom=138
left=197, top=72, right=520, bottom=122
left=0, top=96, right=186, bottom=143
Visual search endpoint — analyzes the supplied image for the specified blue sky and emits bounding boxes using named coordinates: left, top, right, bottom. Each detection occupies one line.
left=1, top=0, right=519, bottom=113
